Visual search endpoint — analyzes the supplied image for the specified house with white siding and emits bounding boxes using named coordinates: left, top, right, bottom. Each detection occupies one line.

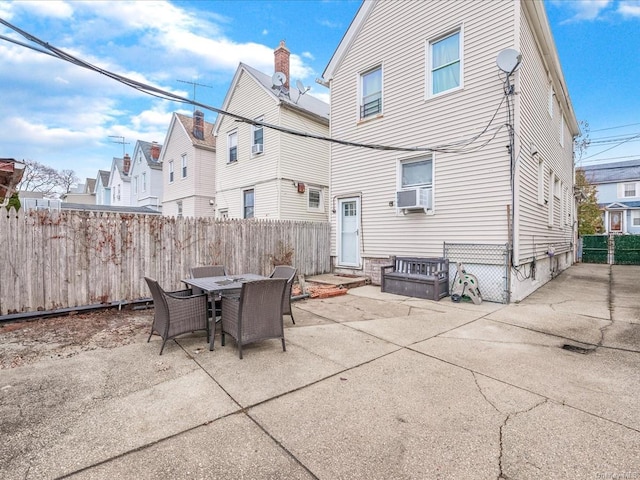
left=213, top=41, right=330, bottom=221
left=107, top=155, right=131, bottom=207
left=129, top=140, right=163, bottom=212
left=95, top=170, right=111, bottom=206
left=320, top=0, right=580, bottom=302
left=581, top=159, right=640, bottom=234
left=160, top=111, right=216, bottom=217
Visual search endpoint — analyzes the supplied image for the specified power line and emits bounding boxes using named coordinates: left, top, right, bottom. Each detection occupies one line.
left=0, top=17, right=509, bottom=156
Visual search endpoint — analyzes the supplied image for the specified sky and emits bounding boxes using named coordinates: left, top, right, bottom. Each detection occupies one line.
left=0, top=0, right=639, bottom=187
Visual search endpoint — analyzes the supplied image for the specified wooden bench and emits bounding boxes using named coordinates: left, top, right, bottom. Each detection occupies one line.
left=380, top=257, right=449, bottom=301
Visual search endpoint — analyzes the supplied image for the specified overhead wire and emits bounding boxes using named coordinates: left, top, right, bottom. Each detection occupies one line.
left=0, top=17, right=509, bottom=156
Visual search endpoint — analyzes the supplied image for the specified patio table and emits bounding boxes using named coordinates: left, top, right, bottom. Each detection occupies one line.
left=182, top=274, right=266, bottom=349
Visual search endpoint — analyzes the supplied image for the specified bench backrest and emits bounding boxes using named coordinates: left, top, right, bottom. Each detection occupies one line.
left=394, top=257, right=449, bottom=276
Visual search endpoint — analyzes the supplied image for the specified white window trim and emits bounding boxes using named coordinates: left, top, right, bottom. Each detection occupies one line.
left=168, top=160, right=174, bottom=183
left=358, top=64, right=383, bottom=120
left=181, top=153, right=187, bottom=178
left=307, top=187, right=324, bottom=212
left=426, top=26, right=464, bottom=99
left=631, top=210, right=640, bottom=227
left=228, top=130, right=238, bottom=163
left=621, top=182, right=639, bottom=198
left=142, top=171, right=147, bottom=193
left=548, top=85, right=554, bottom=118
left=133, top=176, right=138, bottom=195
left=559, top=114, right=565, bottom=147
left=252, top=117, right=264, bottom=154
left=243, top=188, right=255, bottom=219
left=548, top=171, right=555, bottom=227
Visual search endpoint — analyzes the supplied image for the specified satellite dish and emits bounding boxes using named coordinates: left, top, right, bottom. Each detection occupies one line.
left=496, top=48, right=522, bottom=75
left=272, top=71, right=286, bottom=87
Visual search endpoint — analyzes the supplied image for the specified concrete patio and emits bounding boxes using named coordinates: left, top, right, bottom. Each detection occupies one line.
left=0, top=263, right=638, bottom=479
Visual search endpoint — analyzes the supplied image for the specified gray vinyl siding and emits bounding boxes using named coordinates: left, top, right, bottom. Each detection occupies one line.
left=329, top=0, right=515, bottom=258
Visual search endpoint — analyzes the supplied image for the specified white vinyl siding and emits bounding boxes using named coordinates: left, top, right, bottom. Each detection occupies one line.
left=329, top=0, right=513, bottom=257
left=214, top=68, right=329, bottom=221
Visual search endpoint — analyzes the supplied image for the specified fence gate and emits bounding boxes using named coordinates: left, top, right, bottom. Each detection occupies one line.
left=613, top=235, right=640, bottom=265
left=581, top=235, right=609, bottom=264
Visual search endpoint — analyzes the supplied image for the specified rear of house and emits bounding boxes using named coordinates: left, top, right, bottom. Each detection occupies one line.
left=321, top=0, right=579, bottom=302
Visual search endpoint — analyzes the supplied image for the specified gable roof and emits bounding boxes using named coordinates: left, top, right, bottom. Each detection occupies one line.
left=581, top=159, right=640, bottom=184
left=109, top=157, right=130, bottom=184
left=214, top=62, right=329, bottom=135
left=321, top=0, right=579, bottom=136
left=0, top=158, right=26, bottom=200
left=175, top=113, right=216, bottom=150
left=84, top=178, right=96, bottom=194
left=97, top=170, right=110, bottom=188
left=135, top=140, right=163, bottom=170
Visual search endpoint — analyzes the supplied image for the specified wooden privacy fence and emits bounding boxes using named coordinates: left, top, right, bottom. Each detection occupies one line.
left=0, top=209, right=331, bottom=315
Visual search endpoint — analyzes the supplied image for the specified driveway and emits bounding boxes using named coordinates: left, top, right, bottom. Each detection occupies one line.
left=0, top=263, right=638, bottom=479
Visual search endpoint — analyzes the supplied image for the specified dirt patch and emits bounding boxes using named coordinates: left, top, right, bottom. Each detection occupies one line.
left=0, top=308, right=152, bottom=370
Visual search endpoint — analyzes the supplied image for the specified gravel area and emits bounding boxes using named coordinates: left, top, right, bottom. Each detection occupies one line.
left=0, top=308, right=152, bottom=369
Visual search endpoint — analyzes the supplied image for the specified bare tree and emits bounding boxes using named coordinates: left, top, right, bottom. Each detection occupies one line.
left=17, top=159, right=78, bottom=197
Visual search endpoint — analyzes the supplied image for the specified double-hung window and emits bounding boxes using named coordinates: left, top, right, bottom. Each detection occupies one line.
left=632, top=211, right=640, bottom=227
left=430, top=30, right=461, bottom=96
left=398, top=156, right=433, bottom=210
left=360, top=66, right=382, bottom=119
left=142, top=172, right=147, bottom=192
left=181, top=154, right=187, bottom=178
left=308, top=187, right=322, bottom=211
left=169, top=160, right=174, bottom=183
left=252, top=118, right=264, bottom=154
left=133, top=176, right=138, bottom=195
left=228, top=131, right=238, bottom=163
left=243, top=189, right=254, bottom=219
left=623, top=182, right=637, bottom=198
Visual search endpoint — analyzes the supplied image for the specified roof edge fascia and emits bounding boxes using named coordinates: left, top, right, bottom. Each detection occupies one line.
left=321, top=0, right=376, bottom=84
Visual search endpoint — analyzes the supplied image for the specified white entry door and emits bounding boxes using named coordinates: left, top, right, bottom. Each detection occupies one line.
left=338, top=197, right=360, bottom=267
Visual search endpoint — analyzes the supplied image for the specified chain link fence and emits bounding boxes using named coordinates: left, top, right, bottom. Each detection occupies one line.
left=443, top=243, right=510, bottom=304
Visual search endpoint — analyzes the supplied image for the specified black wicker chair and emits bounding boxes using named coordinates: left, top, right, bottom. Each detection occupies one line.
left=269, top=265, right=297, bottom=325
left=145, top=277, right=209, bottom=355
left=219, top=278, right=287, bottom=359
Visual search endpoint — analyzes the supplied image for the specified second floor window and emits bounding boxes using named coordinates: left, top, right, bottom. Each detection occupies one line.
left=623, top=183, right=637, bottom=197
left=360, top=66, right=382, bottom=119
left=133, top=176, right=138, bottom=194
left=253, top=119, right=263, bottom=154
left=142, top=172, right=147, bottom=192
left=181, top=154, right=187, bottom=178
left=430, top=30, right=461, bottom=96
left=169, top=160, right=174, bottom=183
left=228, top=131, right=238, bottom=163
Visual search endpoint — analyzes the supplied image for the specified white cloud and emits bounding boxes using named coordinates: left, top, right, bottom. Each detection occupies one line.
left=302, top=51, right=315, bottom=60
left=552, top=0, right=612, bottom=22
left=15, top=0, right=74, bottom=19
left=618, top=0, right=640, bottom=17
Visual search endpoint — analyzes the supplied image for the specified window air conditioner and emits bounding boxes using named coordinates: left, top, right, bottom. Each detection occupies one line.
left=252, top=143, right=264, bottom=154
left=396, top=187, right=432, bottom=210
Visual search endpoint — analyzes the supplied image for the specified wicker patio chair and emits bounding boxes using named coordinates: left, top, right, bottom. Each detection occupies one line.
left=145, top=277, right=209, bottom=355
left=189, top=265, right=227, bottom=321
left=269, top=265, right=297, bottom=325
left=189, top=265, right=227, bottom=278
left=219, top=278, right=287, bottom=359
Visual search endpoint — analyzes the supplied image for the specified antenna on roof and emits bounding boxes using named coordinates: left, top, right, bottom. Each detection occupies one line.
left=109, top=135, right=130, bottom=157
left=294, top=79, right=310, bottom=104
left=177, top=78, right=213, bottom=112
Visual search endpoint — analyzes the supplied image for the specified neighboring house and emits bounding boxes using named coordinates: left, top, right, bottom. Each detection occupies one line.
left=107, top=155, right=132, bottom=207
left=0, top=158, right=26, bottom=206
left=320, top=0, right=579, bottom=302
left=129, top=140, right=163, bottom=212
left=95, top=170, right=111, bottom=206
left=61, top=178, right=96, bottom=205
left=213, top=41, right=330, bottom=220
left=160, top=111, right=216, bottom=217
left=581, top=159, right=640, bottom=234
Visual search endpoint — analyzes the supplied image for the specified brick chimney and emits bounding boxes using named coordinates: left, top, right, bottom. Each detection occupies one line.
left=193, top=110, right=204, bottom=140
left=150, top=141, right=160, bottom=160
left=123, top=154, right=131, bottom=175
left=274, top=40, right=290, bottom=90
